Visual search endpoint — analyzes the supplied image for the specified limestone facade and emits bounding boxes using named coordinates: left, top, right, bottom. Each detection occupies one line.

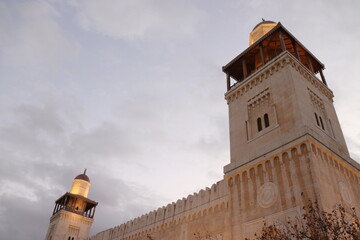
left=89, top=24, right=360, bottom=240
left=45, top=172, right=97, bottom=240
left=46, top=210, right=94, bottom=240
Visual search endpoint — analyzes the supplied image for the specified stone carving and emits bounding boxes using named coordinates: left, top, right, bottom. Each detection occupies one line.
left=225, top=52, right=334, bottom=103
left=339, top=181, right=353, bottom=205
left=257, top=182, right=279, bottom=208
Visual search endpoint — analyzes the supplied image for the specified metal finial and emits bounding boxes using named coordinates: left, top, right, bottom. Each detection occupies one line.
left=262, top=18, right=265, bottom=21
left=84, top=168, right=87, bottom=175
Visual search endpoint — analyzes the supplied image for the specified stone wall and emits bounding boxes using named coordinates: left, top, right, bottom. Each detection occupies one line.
left=89, top=180, right=229, bottom=240
left=90, top=139, right=360, bottom=240
left=89, top=50, right=360, bottom=240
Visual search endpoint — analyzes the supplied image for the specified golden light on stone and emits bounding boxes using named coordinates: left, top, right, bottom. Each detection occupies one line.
left=44, top=21, right=360, bottom=240
left=249, top=21, right=277, bottom=45
left=70, top=179, right=91, bottom=198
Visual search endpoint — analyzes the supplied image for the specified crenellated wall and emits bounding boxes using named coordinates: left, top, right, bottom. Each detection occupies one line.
left=89, top=180, right=229, bottom=240
left=225, top=139, right=360, bottom=239
left=89, top=137, right=360, bottom=240
left=89, top=49, right=360, bottom=240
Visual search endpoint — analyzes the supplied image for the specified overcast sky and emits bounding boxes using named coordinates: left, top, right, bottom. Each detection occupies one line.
left=0, top=0, right=359, bottom=239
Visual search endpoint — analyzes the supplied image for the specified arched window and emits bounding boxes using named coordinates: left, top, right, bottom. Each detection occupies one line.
left=264, top=113, right=270, bottom=128
left=314, top=113, right=319, bottom=126
left=257, top=117, right=262, bottom=132
left=68, top=237, right=71, bottom=240
left=319, top=116, right=325, bottom=130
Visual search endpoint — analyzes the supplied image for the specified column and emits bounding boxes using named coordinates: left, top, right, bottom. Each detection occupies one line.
left=278, top=31, right=286, bottom=51
left=91, top=206, right=96, bottom=218
left=307, top=55, right=314, bottom=73
left=319, top=68, right=327, bottom=86
left=226, top=72, right=231, bottom=91
left=259, top=44, right=265, bottom=65
left=291, top=39, right=300, bottom=59
left=53, top=204, right=57, bottom=214
left=242, top=59, right=248, bottom=79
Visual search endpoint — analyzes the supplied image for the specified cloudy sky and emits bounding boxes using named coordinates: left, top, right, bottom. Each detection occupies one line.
left=0, top=0, right=359, bottom=239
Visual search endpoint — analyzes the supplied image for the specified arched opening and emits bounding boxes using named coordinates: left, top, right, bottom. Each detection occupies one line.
left=314, top=113, right=319, bottom=126
left=264, top=113, right=269, bottom=128
left=319, top=116, right=325, bottom=130
left=257, top=117, right=262, bottom=132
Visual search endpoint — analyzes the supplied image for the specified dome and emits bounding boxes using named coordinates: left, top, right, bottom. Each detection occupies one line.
left=75, top=173, right=90, bottom=183
left=253, top=20, right=276, bottom=31
left=70, top=169, right=91, bottom=197
left=249, top=19, right=277, bottom=45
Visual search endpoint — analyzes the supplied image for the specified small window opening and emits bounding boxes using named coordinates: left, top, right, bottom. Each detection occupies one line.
left=329, top=119, right=335, bottom=137
left=314, top=113, right=319, bottom=126
left=68, top=237, right=71, bottom=240
left=257, top=117, right=263, bottom=132
left=319, top=116, right=325, bottom=130
left=245, top=121, right=249, bottom=140
left=264, top=113, right=270, bottom=128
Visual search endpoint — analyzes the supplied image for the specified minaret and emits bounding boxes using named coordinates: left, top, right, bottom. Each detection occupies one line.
left=223, top=21, right=359, bottom=238
left=223, top=20, right=353, bottom=172
left=45, top=170, right=98, bottom=240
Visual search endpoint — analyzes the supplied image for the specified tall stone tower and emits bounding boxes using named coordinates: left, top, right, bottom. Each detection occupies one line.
left=222, top=20, right=360, bottom=238
left=45, top=170, right=98, bottom=240
left=88, top=21, right=359, bottom=240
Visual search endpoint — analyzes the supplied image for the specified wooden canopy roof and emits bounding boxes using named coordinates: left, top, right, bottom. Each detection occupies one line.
left=223, top=23, right=325, bottom=84
left=56, top=192, right=98, bottom=207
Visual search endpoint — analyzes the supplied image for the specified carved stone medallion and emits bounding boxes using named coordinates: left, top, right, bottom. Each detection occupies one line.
left=339, top=181, right=353, bottom=205
left=257, top=182, right=279, bottom=208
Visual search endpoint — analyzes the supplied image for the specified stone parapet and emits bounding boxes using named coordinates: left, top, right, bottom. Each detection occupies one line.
left=89, top=180, right=229, bottom=240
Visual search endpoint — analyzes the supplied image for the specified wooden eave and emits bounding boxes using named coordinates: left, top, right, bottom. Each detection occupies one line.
left=222, top=22, right=325, bottom=81
left=55, top=192, right=98, bottom=206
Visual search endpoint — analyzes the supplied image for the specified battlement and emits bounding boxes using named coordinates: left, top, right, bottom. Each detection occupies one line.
left=89, top=180, right=229, bottom=240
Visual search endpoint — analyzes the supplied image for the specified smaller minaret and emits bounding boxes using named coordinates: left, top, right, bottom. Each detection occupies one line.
left=45, top=170, right=98, bottom=240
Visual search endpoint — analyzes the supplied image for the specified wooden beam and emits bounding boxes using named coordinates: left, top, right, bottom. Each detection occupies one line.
left=307, top=55, right=314, bottom=73
left=92, top=206, right=96, bottom=218
left=242, top=59, right=248, bottom=79
left=259, top=44, right=265, bottom=65
left=291, top=39, right=300, bottom=59
left=319, top=68, right=327, bottom=86
left=279, top=31, right=286, bottom=51
left=226, top=72, right=231, bottom=91
left=53, top=204, right=57, bottom=215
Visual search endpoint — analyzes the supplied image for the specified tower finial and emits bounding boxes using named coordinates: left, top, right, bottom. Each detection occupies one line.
left=262, top=18, right=265, bottom=21
left=84, top=168, right=87, bottom=175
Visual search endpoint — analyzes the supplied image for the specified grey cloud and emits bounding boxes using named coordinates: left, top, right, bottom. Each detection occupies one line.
left=1, top=1, right=359, bottom=240
left=71, top=0, right=206, bottom=39
left=0, top=101, right=160, bottom=240
left=0, top=0, right=79, bottom=69
left=65, top=122, right=141, bottom=166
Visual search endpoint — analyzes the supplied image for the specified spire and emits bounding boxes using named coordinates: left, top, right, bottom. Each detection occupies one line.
left=84, top=168, right=87, bottom=175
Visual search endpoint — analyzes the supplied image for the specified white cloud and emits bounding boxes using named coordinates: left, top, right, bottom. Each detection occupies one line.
left=0, top=0, right=78, bottom=69
left=71, top=0, right=205, bottom=39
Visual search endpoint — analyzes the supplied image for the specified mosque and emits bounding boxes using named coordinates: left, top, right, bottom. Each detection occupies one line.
left=44, top=20, right=360, bottom=240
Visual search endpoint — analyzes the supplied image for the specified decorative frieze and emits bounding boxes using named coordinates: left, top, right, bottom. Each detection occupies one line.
left=225, top=52, right=333, bottom=103
left=308, top=88, right=325, bottom=110
left=247, top=88, right=270, bottom=109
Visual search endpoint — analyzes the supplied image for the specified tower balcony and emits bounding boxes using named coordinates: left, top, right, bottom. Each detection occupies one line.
left=223, top=22, right=328, bottom=91
left=52, top=192, right=98, bottom=219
